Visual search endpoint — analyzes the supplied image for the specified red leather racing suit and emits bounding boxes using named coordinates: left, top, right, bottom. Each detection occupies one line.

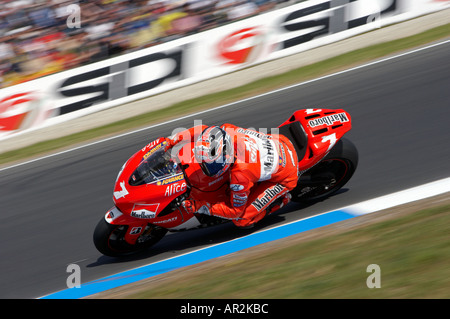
left=170, top=124, right=299, bottom=227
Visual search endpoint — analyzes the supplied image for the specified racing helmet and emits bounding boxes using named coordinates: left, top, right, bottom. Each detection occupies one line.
left=194, top=126, right=233, bottom=177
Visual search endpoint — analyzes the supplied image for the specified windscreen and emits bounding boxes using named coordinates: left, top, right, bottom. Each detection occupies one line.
left=129, top=144, right=182, bottom=186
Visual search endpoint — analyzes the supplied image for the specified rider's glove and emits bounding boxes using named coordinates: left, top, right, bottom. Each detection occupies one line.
left=182, top=199, right=196, bottom=213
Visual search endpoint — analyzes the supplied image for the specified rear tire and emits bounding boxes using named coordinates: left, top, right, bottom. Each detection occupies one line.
left=291, top=138, right=358, bottom=202
left=93, top=218, right=167, bottom=257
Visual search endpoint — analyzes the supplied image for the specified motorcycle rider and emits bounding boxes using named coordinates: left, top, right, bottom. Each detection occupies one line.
left=165, top=123, right=299, bottom=228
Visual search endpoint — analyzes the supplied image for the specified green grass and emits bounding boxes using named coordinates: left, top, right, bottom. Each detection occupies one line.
left=1, top=23, right=449, bottom=165
left=122, top=204, right=450, bottom=299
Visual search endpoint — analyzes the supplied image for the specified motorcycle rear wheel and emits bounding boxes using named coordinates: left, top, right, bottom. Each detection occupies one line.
left=291, top=138, right=358, bottom=202
left=93, top=218, right=168, bottom=257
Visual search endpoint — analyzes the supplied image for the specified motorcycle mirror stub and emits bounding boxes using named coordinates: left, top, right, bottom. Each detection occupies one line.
left=105, top=207, right=123, bottom=223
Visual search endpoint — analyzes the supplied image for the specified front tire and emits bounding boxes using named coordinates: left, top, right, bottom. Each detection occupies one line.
left=291, top=138, right=358, bottom=202
left=93, top=218, right=167, bottom=257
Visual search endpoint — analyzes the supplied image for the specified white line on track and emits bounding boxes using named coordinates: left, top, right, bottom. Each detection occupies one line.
left=1, top=39, right=449, bottom=173
left=343, top=177, right=450, bottom=216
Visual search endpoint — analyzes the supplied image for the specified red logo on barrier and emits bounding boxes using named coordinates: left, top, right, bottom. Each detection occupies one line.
left=217, top=27, right=267, bottom=65
left=0, top=93, right=34, bottom=131
left=0, top=92, right=52, bottom=134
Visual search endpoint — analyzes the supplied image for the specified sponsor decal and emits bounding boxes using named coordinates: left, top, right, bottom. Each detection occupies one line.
left=131, top=210, right=156, bottom=219
left=143, top=141, right=165, bottom=160
left=233, top=201, right=246, bottom=207
left=130, top=203, right=160, bottom=219
left=262, top=138, right=275, bottom=176
left=233, top=193, right=248, bottom=200
left=217, top=27, right=268, bottom=65
left=279, top=0, right=397, bottom=50
left=153, top=216, right=178, bottom=224
left=209, top=175, right=225, bottom=187
left=156, top=174, right=184, bottom=186
left=57, top=48, right=184, bottom=115
left=232, top=193, right=248, bottom=207
left=237, top=128, right=271, bottom=140
left=165, top=182, right=187, bottom=196
left=251, top=184, right=285, bottom=211
left=230, top=184, right=245, bottom=191
left=279, top=144, right=286, bottom=167
left=141, top=138, right=163, bottom=152
left=0, top=92, right=53, bottom=135
left=308, top=112, right=349, bottom=128
left=129, top=227, right=142, bottom=235
left=239, top=128, right=278, bottom=179
left=243, top=136, right=258, bottom=163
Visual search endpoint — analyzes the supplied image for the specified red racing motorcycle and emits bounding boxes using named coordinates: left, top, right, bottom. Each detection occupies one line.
left=93, top=108, right=358, bottom=257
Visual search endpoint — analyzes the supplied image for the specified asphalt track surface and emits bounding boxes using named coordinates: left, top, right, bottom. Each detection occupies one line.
left=1, top=41, right=449, bottom=299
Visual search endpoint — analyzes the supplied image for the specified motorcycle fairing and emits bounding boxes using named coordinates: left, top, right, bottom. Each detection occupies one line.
left=103, top=108, right=352, bottom=246
left=278, top=108, right=352, bottom=172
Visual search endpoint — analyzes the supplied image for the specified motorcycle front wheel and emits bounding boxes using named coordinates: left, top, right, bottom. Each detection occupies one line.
left=291, top=138, right=358, bottom=202
left=93, top=218, right=168, bottom=257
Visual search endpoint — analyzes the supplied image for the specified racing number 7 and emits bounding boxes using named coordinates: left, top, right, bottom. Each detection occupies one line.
left=322, top=133, right=337, bottom=152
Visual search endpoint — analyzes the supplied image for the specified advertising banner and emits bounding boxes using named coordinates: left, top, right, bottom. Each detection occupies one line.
left=0, top=0, right=448, bottom=140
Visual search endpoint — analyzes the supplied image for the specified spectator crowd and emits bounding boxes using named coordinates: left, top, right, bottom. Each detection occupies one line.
left=0, top=0, right=298, bottom=89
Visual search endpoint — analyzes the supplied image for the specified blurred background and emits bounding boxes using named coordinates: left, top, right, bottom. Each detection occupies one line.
left=0, top=0, right=301, bottom=89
